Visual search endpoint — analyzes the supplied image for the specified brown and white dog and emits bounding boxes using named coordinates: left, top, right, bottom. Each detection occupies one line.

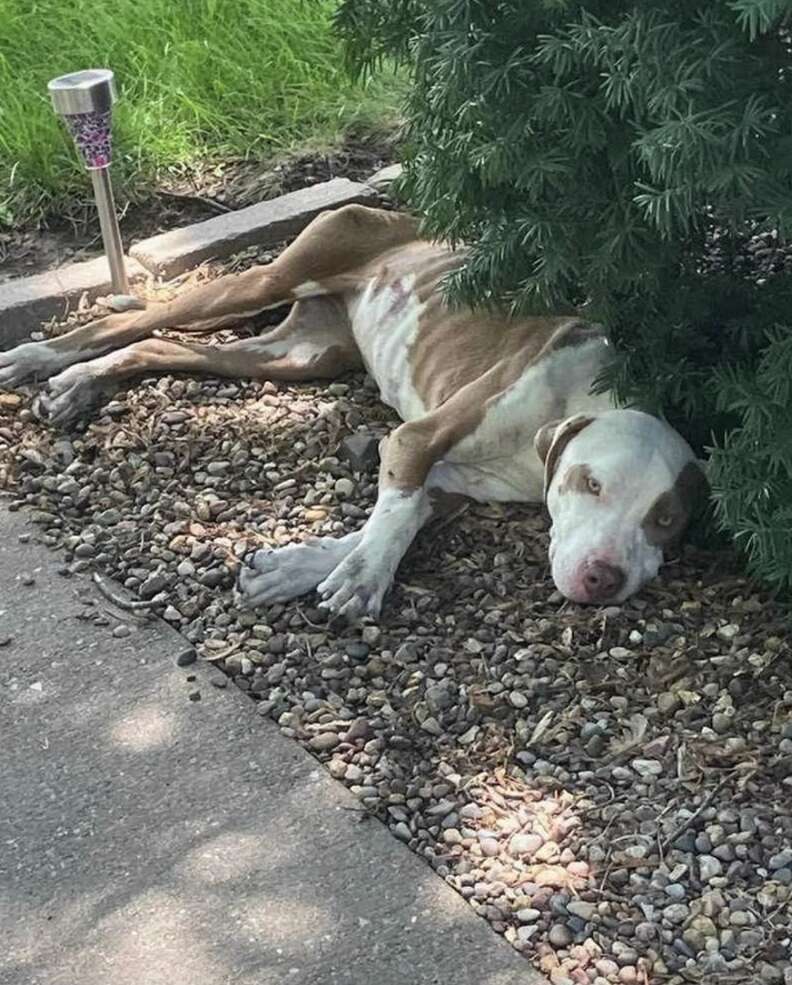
left=0, top=205, right=707, bottom=617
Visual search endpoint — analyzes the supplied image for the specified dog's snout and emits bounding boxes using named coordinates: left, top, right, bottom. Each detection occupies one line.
left=582, top=560, right=625, bottom=602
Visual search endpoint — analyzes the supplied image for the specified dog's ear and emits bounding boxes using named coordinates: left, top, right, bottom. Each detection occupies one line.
left=534, top=414, right=596, bottom=499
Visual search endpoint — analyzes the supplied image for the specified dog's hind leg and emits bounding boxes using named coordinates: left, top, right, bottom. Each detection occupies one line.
left=0, top=205, right=417, bottom=388
left=39, top=296, right=361, bottom=425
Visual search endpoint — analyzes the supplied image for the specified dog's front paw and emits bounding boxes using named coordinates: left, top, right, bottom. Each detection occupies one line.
left=34, top=364, right=104, bottom=426
left=236, top=539, right=346, bottom=608
left=317, top=550, right=390, bottom=621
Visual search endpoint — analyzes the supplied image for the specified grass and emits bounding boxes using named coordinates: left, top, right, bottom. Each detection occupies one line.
left=0, top=0, right=403, bottom=229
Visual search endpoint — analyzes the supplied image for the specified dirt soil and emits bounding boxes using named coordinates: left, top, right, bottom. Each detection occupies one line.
left=0, top=134, right=396, bottom=284
left=1, top=234, right=791, bottom=985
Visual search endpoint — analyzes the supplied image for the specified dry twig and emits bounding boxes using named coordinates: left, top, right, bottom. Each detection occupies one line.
left=658, top=769, right=748, bottom=855
left=92, top=571, right=160, bottom=612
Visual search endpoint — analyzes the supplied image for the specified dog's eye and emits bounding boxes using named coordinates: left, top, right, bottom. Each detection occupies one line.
left=587, top=476, right=601, bottom=495
left=657, top=514, right=675, bottom=528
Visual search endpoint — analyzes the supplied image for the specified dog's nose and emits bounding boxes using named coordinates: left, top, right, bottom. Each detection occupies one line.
left=582, top=560, right=626, bottom=602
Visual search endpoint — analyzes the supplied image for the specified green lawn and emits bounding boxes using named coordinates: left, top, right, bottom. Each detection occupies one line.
left=0, top=0, right=401, bottom=228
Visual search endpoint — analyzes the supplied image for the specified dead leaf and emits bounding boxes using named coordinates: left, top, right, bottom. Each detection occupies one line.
left=609, top=712, right=648, bottom=756
left=529, top=709, right=555, bottom=746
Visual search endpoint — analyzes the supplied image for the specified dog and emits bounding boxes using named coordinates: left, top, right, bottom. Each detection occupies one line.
left=0, top=204, right=707, bottom=617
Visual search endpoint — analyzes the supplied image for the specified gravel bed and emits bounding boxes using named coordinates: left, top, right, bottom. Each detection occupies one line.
left=1, top=249, right=792, bottom=985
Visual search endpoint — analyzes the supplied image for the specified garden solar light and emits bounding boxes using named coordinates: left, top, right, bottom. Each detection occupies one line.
left=48, top=69, right=139, bottom=306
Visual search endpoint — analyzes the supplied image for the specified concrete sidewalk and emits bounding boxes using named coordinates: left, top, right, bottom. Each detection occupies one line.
left=0, top=506, right=544, bottom=985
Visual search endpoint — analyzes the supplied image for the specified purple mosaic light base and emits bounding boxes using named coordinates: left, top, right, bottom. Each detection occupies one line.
left=63, top=110, right=113, bottom=168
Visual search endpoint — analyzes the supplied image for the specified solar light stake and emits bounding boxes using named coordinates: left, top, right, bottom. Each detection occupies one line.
left=48, top=69, right=130, bottom=296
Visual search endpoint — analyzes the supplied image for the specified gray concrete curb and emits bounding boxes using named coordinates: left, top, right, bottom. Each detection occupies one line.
left=0, top=255, right=148, bottom=350
left=1, top=175, right=384, bottom=351
left=367, top=163, right=403, bottom=191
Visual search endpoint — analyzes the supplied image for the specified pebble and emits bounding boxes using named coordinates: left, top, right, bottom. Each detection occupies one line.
left=657, top=692, right=681, bottom=715
left=664, top=903, right=690, bottom=925
left=344, top=641, right=370, bottom=661
left=699, top=855, right=724, bottom=881
left=428, top=799, right=456, bottom=818
left=510, top=833, right=543, bottom=857
left=112, top=625, right=131, bottom=639
left=683, top=914, right=718, bottom=952
left=632, top=758, right=662, bottom=778
left=176, top=648, right=197, bottom=667
left=309, top=733, right=340, bottom=753
left=712, top=712, right=733, bottom=733
left=345, top=764, right=364, bottom=783
left=769, top=848, right=792, bottom=870
left=548, top=923, right=573, bottom=948
left=339, top=433, right=380, bottom=470
left=96, top=508, right=121, bottom=526
left=393, top=822, right=411, bottom=843
left=140, top=572, right=168, bottom=598
left=334, top=477, right=355, bottom=498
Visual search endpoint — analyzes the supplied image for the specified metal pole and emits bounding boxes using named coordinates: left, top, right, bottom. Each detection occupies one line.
left=48, top=69, right=141, bottom=308
left=90, top=167, right=128, bottom=294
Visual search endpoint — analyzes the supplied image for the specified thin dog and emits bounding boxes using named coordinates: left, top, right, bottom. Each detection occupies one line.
left=0, top=205, right=707, bottom=618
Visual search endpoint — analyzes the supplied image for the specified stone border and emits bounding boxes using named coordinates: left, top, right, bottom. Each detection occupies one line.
left=1, top=168, right=402, bottom=351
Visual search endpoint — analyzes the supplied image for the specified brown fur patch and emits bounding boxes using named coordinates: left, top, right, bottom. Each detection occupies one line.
left=353, top=237, right=604, bottom=415
left=558, top=463, right=598, bottom=496
left=537, top=415, right=597, bottom=498
left=642, top=461, right=709, bottom=550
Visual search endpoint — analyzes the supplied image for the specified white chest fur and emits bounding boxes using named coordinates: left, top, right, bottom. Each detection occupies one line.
left=348, top=273, right=614, bottom=504
left=445, top=338, right=614, bottom=502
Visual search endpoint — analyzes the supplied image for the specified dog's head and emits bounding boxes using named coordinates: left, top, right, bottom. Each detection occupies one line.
left=534, top=409, right=708, bottom=604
